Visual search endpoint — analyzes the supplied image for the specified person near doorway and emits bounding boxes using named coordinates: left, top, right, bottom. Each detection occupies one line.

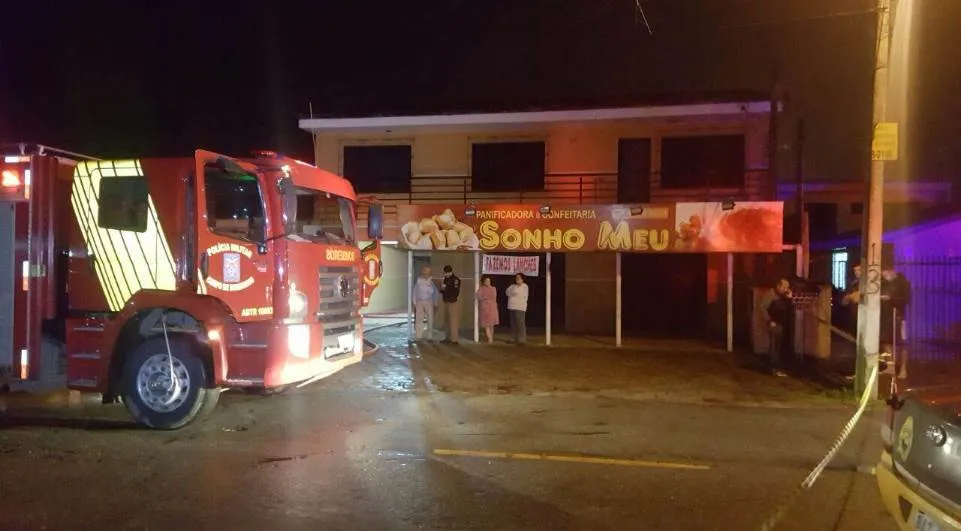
left=506, top=272, right=529, bottom=345
left=840, top=262, right=862, bottom=335
left=761, top=277, right=793, bottom=377
left=476, top=275, right=499, bottom=344
left=412, top=265, right=439, bottom=342
left=880, top=264, right=912, bottom=380
left=440, top=265, right=462, bottom=343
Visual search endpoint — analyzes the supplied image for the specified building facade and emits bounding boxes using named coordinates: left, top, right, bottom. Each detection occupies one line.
left=300, top=97, right=779, bottom=338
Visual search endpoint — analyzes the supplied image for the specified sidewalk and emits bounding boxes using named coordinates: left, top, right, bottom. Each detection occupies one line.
left=361, top=322, right=855, bottom=407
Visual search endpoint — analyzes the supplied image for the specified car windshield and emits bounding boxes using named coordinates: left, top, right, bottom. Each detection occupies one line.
left=283, top=187, right=355, bottom=245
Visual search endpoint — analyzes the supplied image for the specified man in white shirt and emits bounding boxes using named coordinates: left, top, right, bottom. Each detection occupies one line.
left=412, top=266, right=439, bottom=341
left=505, top=273, right=529, bottom=345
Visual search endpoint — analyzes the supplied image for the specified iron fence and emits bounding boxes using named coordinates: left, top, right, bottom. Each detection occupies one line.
left=895, top=256, right=961, bottom=360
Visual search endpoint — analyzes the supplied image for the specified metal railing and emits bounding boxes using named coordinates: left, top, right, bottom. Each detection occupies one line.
left=356, top=169, right=773, bottom=229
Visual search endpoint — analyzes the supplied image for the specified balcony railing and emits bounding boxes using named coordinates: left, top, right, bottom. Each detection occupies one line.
left=355, top=169, right=772, bottom=236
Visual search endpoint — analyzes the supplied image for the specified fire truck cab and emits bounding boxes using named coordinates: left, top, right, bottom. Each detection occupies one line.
left=0, top=145, right=383, bottom=429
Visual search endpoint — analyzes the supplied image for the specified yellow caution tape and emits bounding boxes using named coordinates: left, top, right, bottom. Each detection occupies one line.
left=755, top=362, right=880, bottom=531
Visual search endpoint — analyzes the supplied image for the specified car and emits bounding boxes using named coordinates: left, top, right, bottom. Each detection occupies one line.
left=878, top=384, right=961, bottom=530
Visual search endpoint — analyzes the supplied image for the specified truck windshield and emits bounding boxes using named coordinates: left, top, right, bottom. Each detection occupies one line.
left=283, top=187, right=355, bottom=245
left=205, top=170, right=266, bottom=243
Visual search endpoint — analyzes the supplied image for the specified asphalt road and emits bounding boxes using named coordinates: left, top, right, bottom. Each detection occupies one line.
left=0, top=326, right=897, bottom=531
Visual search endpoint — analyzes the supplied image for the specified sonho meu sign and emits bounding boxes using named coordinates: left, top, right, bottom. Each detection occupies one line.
left=397, top=202, right=784, bottom=253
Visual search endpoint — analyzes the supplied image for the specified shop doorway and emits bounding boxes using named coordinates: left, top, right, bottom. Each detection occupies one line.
left=621, top=253, right=707, bottom=338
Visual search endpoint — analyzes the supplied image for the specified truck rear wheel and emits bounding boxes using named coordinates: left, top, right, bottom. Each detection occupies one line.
left=120, top=335, right=220, bottom=430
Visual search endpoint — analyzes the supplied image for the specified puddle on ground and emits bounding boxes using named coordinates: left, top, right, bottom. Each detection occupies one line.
left=376, top=450, right=426, bottom=462
left=374, top=371, right=416, bottom=392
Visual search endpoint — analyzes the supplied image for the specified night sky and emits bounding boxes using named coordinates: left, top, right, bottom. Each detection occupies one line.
left=1, top=0, right=959, bottom=187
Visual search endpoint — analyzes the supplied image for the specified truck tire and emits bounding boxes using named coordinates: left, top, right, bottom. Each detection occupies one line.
left=120, top=335, right=220, bottom=430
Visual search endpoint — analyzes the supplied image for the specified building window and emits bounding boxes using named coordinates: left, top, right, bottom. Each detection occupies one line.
left=832, top=250, right=848, bottom=291
left=342, top=145, right=412, bottom=194
left=471, top=141, right=545, bottom=193
left=617, top=138, right=652, bottom=203
left=97, top=176, right=149, bottom=233
left=660, top=135, right=745, bottom=189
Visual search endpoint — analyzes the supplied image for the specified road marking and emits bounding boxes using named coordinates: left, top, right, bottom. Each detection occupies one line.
left=433, top=449, right=711, bottom=470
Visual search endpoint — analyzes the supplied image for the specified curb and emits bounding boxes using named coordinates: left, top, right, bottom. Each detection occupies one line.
left=364, top=321, right=406, bottom=334
left=362, top=339, right=380, bottom=358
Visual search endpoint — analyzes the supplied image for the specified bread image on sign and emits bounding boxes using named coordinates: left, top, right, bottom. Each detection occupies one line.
left=399, top=208, right=480, bottom=251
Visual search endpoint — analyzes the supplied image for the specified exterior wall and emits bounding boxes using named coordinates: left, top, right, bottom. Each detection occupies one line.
left=316, top=113, right=772, bottom=210
left=778, top=181, right=953, bottom=238
left=317, top=108, right=774, bottom=340
left=364, top=246, right=478, bottom=336
left=361, top=243, right=408, bottom=314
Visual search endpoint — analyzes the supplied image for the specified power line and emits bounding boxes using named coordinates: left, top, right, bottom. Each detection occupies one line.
left=717, top=8, right=876, bottom=30
left=633, top=0, right=655, bottom=34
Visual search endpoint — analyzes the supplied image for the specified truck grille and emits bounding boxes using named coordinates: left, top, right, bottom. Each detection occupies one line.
left=318, top=265, right=360, bottom=356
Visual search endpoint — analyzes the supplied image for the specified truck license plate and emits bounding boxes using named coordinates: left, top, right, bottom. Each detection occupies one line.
left=914, top=511, right=942, bottom=531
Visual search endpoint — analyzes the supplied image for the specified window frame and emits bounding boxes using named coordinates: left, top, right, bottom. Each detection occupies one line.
left=341, top=144, right=413, bottom=194
left=97, top=175, right=150, bottom=233
left=659, top=134, right=746, bottom=190
left=470, top=140, right=547, bottom=193
left=203, top=168, right=268, bottom=244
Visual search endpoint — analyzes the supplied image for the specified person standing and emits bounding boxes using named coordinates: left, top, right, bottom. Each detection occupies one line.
left=840, top=263, right=862, bottom=335
left=476, top=276, right=499, bottom=344
left=412, top=265, right=439, bottom=342
left=760, top=278, right=793, bottom=377
left=880, top=264, right=912, bottom=380
left=440, top=265, right=462, bottom=343
left=505, top=273, right=529, bottom=345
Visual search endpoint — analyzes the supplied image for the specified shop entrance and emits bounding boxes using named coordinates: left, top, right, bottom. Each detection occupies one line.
left=621, top=253, right=707, bottom=338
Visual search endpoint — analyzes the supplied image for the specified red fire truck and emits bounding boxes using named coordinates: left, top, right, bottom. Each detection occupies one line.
left=0, top=144, right=383, bottom=429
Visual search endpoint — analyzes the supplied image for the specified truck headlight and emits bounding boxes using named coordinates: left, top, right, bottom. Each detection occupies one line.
left=288, top=285, right=308, bottom=320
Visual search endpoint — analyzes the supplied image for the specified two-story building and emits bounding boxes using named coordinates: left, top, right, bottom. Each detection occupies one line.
left=299, top=94, right=781, bottom=340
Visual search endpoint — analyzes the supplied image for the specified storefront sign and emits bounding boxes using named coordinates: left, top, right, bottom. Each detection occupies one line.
left=482, top=254, right=540, bottom=277
left=396, top=202, right=783, bottom=253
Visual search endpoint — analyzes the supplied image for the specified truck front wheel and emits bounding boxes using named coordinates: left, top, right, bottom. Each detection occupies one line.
left=120, top=335, right=220, bottom=430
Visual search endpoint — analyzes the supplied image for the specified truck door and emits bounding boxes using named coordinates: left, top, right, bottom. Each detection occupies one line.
left=193, top=151, right=275, bottom=320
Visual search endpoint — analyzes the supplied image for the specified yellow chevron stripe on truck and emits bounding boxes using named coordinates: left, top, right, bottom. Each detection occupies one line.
left=70, top=160, right=177, bottom=312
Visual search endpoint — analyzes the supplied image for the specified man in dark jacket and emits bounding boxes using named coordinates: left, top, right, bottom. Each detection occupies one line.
left=880, top=265, right=911, bottom=379
left=761, top=278, right=793, bottom=377
left=440, top=265, right=462, bottom=343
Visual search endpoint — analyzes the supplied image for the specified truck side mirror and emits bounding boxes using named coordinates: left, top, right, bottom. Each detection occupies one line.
left=367, top=204, right=384, bottom=240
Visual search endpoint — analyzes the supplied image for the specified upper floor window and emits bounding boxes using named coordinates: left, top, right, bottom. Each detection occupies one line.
left=343, top=145, right=412, bottom=194
left=660, top=134, right=745, bottom=189
left=471, top=141, right=545, bottom=193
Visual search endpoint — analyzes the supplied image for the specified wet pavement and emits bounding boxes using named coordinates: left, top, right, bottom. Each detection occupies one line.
left=0, top=325, right=898, bottom=530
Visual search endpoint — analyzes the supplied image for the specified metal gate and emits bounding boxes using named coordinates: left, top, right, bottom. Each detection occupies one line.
left=0, top=202, right=14, bottom=371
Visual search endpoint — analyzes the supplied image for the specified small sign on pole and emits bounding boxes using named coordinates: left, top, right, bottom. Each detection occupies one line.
left=482, top=254, right=540, bottom=277
left=871, top=122, right=899, bottom=161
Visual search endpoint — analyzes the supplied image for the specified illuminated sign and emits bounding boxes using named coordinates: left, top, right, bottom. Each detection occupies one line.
left=397, top=202, right=784, bottom=253
left=325, top=248, right=357, bottom=262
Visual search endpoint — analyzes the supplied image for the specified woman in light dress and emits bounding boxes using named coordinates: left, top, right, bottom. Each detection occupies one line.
left=476, top=276, right=499, bottom=343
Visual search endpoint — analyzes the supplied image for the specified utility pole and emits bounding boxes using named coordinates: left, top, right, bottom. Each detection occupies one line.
left=855, top=0, right=893, bottom=397
left=797, top=119, right=808, bottom=277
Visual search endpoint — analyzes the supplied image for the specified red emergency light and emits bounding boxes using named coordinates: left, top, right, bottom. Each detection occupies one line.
left=2, top=169, right=20, bottom=187
left=0, top=167, right=29, bottom=201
